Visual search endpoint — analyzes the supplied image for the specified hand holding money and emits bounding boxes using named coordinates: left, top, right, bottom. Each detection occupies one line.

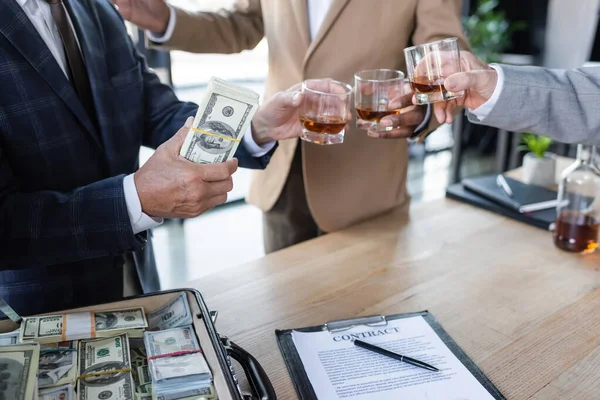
left=134, top=117, right=238, bottom=219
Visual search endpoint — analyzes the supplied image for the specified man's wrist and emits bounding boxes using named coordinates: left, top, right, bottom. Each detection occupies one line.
left=125, top=174, right=163, bottom=235
left=250, top=120, right=271, bottom=145
left=146, top=5, right=176, bottom=43
left=469, top=65, right=505, bottom=121
left=242, top=125, right=276, bottom=157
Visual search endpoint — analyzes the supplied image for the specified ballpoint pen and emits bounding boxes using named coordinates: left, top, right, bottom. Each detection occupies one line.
left=496, top=174, right=514, bottom=198
left=353, top=339, right=440, bottom=372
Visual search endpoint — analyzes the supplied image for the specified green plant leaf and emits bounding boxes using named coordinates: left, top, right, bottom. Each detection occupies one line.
left=520, top=133, right=552, bottom=158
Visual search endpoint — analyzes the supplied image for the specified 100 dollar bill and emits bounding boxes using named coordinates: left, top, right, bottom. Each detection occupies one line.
left=0, top=343, right=40, bottom=400
left=77, top=334, right=134, bottom=400
left=39, top=384, right=74, bottom=400
left=147, top=293, right=192, bottom=331
left=20, top=307, right=147, bottom=344
left=180, top=77, right=259, bottom=164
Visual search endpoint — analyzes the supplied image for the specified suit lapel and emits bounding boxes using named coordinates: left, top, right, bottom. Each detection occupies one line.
left=303, top=0, right=351, bottom=68
left=0, top=0, right=101, bottom=149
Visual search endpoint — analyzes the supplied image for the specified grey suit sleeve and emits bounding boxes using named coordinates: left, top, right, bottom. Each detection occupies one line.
left=467, top=65, right=600, bottom=145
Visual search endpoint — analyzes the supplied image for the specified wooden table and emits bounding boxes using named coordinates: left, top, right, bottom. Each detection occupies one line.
left=188, top=198, right=600, bottom=399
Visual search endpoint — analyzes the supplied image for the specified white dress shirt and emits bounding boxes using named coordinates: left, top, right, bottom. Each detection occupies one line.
left=468, top=65, right=506, bottom=121
left=307, top=0, right=334, bottom=41
left=17, top=0, right=69, bottom=75
left=19, top=0, right=273, bottom=235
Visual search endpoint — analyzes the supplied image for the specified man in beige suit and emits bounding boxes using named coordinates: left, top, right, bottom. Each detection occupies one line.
left=114, top=0, right=469, bottom=252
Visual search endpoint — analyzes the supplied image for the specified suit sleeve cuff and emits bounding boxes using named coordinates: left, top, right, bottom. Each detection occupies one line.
left=241, top=127, right=276, bottom=157
left=146, top=5, right=177, bottom=44
left=411, top=103, right=432, bottom=138
left=468, top=64, right=505, bottom=121
left=124, top=174, right=163, bottom=235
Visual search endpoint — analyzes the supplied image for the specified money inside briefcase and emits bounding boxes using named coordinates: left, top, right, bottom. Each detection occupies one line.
left=0, top=289, right=276, bottom=400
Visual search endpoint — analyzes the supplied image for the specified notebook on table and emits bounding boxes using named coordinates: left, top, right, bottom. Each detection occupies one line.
left=446, top=175, right=558, bottom=230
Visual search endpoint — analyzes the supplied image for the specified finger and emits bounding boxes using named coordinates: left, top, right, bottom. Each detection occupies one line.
left=444, top=70, right=490, bottom=93
left=206, top=193, right=228, bottom=210
left=274, top=90, right=303, bottom=109
left=368, top=126, right=415, bottom=139
left=356, top=119, right=372, bottom=130
left=434, top=103, right=447, bottom=124
left=379, top=106, right=426, bottom=129
left=165, top=116, right=194, bottom=154
left=445, top=101, right=458, bottom=124
left=204, top=177, right=235, bottom=198
left=288, top=82, right=302, bottom=92
left=388, top=93, right=414, bottom=110
left=196, top=159, right=239, bottom=182
left=414, top=50, right=462, bottom=79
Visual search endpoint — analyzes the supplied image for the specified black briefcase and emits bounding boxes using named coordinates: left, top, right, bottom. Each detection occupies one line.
left=0, top=288, right=276, bottom=400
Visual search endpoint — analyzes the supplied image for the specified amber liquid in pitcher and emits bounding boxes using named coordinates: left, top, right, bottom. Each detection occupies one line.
left=554, top=211, right=600, bottom=253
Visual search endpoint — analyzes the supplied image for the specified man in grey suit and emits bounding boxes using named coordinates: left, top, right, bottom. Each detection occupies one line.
left=414, top=51, right=600, bottom=145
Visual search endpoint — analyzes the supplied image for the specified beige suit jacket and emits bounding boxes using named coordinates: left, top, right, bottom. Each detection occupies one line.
left=156, top=0, right=469, bottom=232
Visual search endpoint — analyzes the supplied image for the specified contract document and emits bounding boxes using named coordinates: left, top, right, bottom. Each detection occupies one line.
left=291, top=315, right=497, bottom=399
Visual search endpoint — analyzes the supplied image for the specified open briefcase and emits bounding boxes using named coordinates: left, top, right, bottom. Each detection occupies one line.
left=0, top=288, right=277, bottom=400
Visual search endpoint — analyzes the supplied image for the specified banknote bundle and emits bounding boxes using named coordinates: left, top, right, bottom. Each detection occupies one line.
left=38, top=341, right=77, bottom=389
left=0, top=342, right=40, bottom=400
left=144, top=326, right=215, bottom=400
left=20, top=307, right=148, bottom=344
left=0, top=329, right=19, bottom=345
left=180, top=77, right=260, bottom=164
left=129, top=345, right=153, bottom=399
left=39, top=384, right=74, bottom=400
left=77, top=333, right=135, bottom=400
left=148, top=293, right=193, bottom=331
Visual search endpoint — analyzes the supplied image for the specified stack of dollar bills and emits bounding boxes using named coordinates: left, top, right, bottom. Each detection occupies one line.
left=0, top=342, right=40, bottom=400
left=180, top=77, right=259, bottom=164
left=77, top=333, right=136, bottom=400
left=38, top=340, right=77, bottom=392
left=19, top=307, right=148, bottom=344
left=39, top=384, right=74, bottom=400
left=144, top=326, right=215, bottom=400
left=147, top=293, right=193, bottom=331
left=0, top=329, right=19, bottom=345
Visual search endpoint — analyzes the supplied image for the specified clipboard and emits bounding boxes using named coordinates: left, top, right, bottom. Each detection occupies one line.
left=275, top=310, right=506, bottom=400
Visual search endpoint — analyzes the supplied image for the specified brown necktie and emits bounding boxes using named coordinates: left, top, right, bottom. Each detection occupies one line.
left=44, top=0, right=96, bottom=124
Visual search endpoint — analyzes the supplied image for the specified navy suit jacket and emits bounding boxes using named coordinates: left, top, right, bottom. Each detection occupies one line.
left=0, top=0, right=271, bottom=316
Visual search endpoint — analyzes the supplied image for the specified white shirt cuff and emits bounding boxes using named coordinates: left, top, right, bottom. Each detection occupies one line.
left=146, top=5, right=177, bottom=44
left=469, top=64, right=505, bottom=120
left=124, top=174, right=163, bottom=235
left=241, top=127, right=276, bottom=157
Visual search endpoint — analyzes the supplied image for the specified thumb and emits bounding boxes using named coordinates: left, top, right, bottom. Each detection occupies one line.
left=444, top=70, right=493, bottom=94
left=165, top=116, right=194, bottom=153
left=276, top=90, right=303, bottom=109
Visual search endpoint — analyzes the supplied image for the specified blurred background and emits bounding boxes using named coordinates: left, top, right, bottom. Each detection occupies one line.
left=129, top=0, right=600, bottom=288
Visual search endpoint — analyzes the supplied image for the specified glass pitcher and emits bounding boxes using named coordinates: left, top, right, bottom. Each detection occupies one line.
left=554, top=145, right=600, bottom=253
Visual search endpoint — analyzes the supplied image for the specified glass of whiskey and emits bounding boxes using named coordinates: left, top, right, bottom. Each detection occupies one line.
left=299, top=79, right=353, bottom=145
left=354, top=69, right=409, bottom=133
left=404, top=37, right=464, bottom=105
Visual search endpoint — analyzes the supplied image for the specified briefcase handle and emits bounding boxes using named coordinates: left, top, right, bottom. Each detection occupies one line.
left=225, top=339, right=277, bottom=400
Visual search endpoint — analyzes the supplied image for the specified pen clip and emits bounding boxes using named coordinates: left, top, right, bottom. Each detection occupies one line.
left=324, top=315, right=387, bottom=333
left=496, top=174, right=514, bottom=197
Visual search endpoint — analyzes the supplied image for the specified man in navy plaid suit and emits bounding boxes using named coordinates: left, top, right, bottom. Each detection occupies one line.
left=0, top=0, right=307, bottom=316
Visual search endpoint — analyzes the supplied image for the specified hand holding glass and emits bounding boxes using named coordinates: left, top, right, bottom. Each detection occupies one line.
left=404, top=37, right=464, bottom=104
left=299, top=79, right=353, bottom=145
left=354, top=69, right=408, bottom=133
